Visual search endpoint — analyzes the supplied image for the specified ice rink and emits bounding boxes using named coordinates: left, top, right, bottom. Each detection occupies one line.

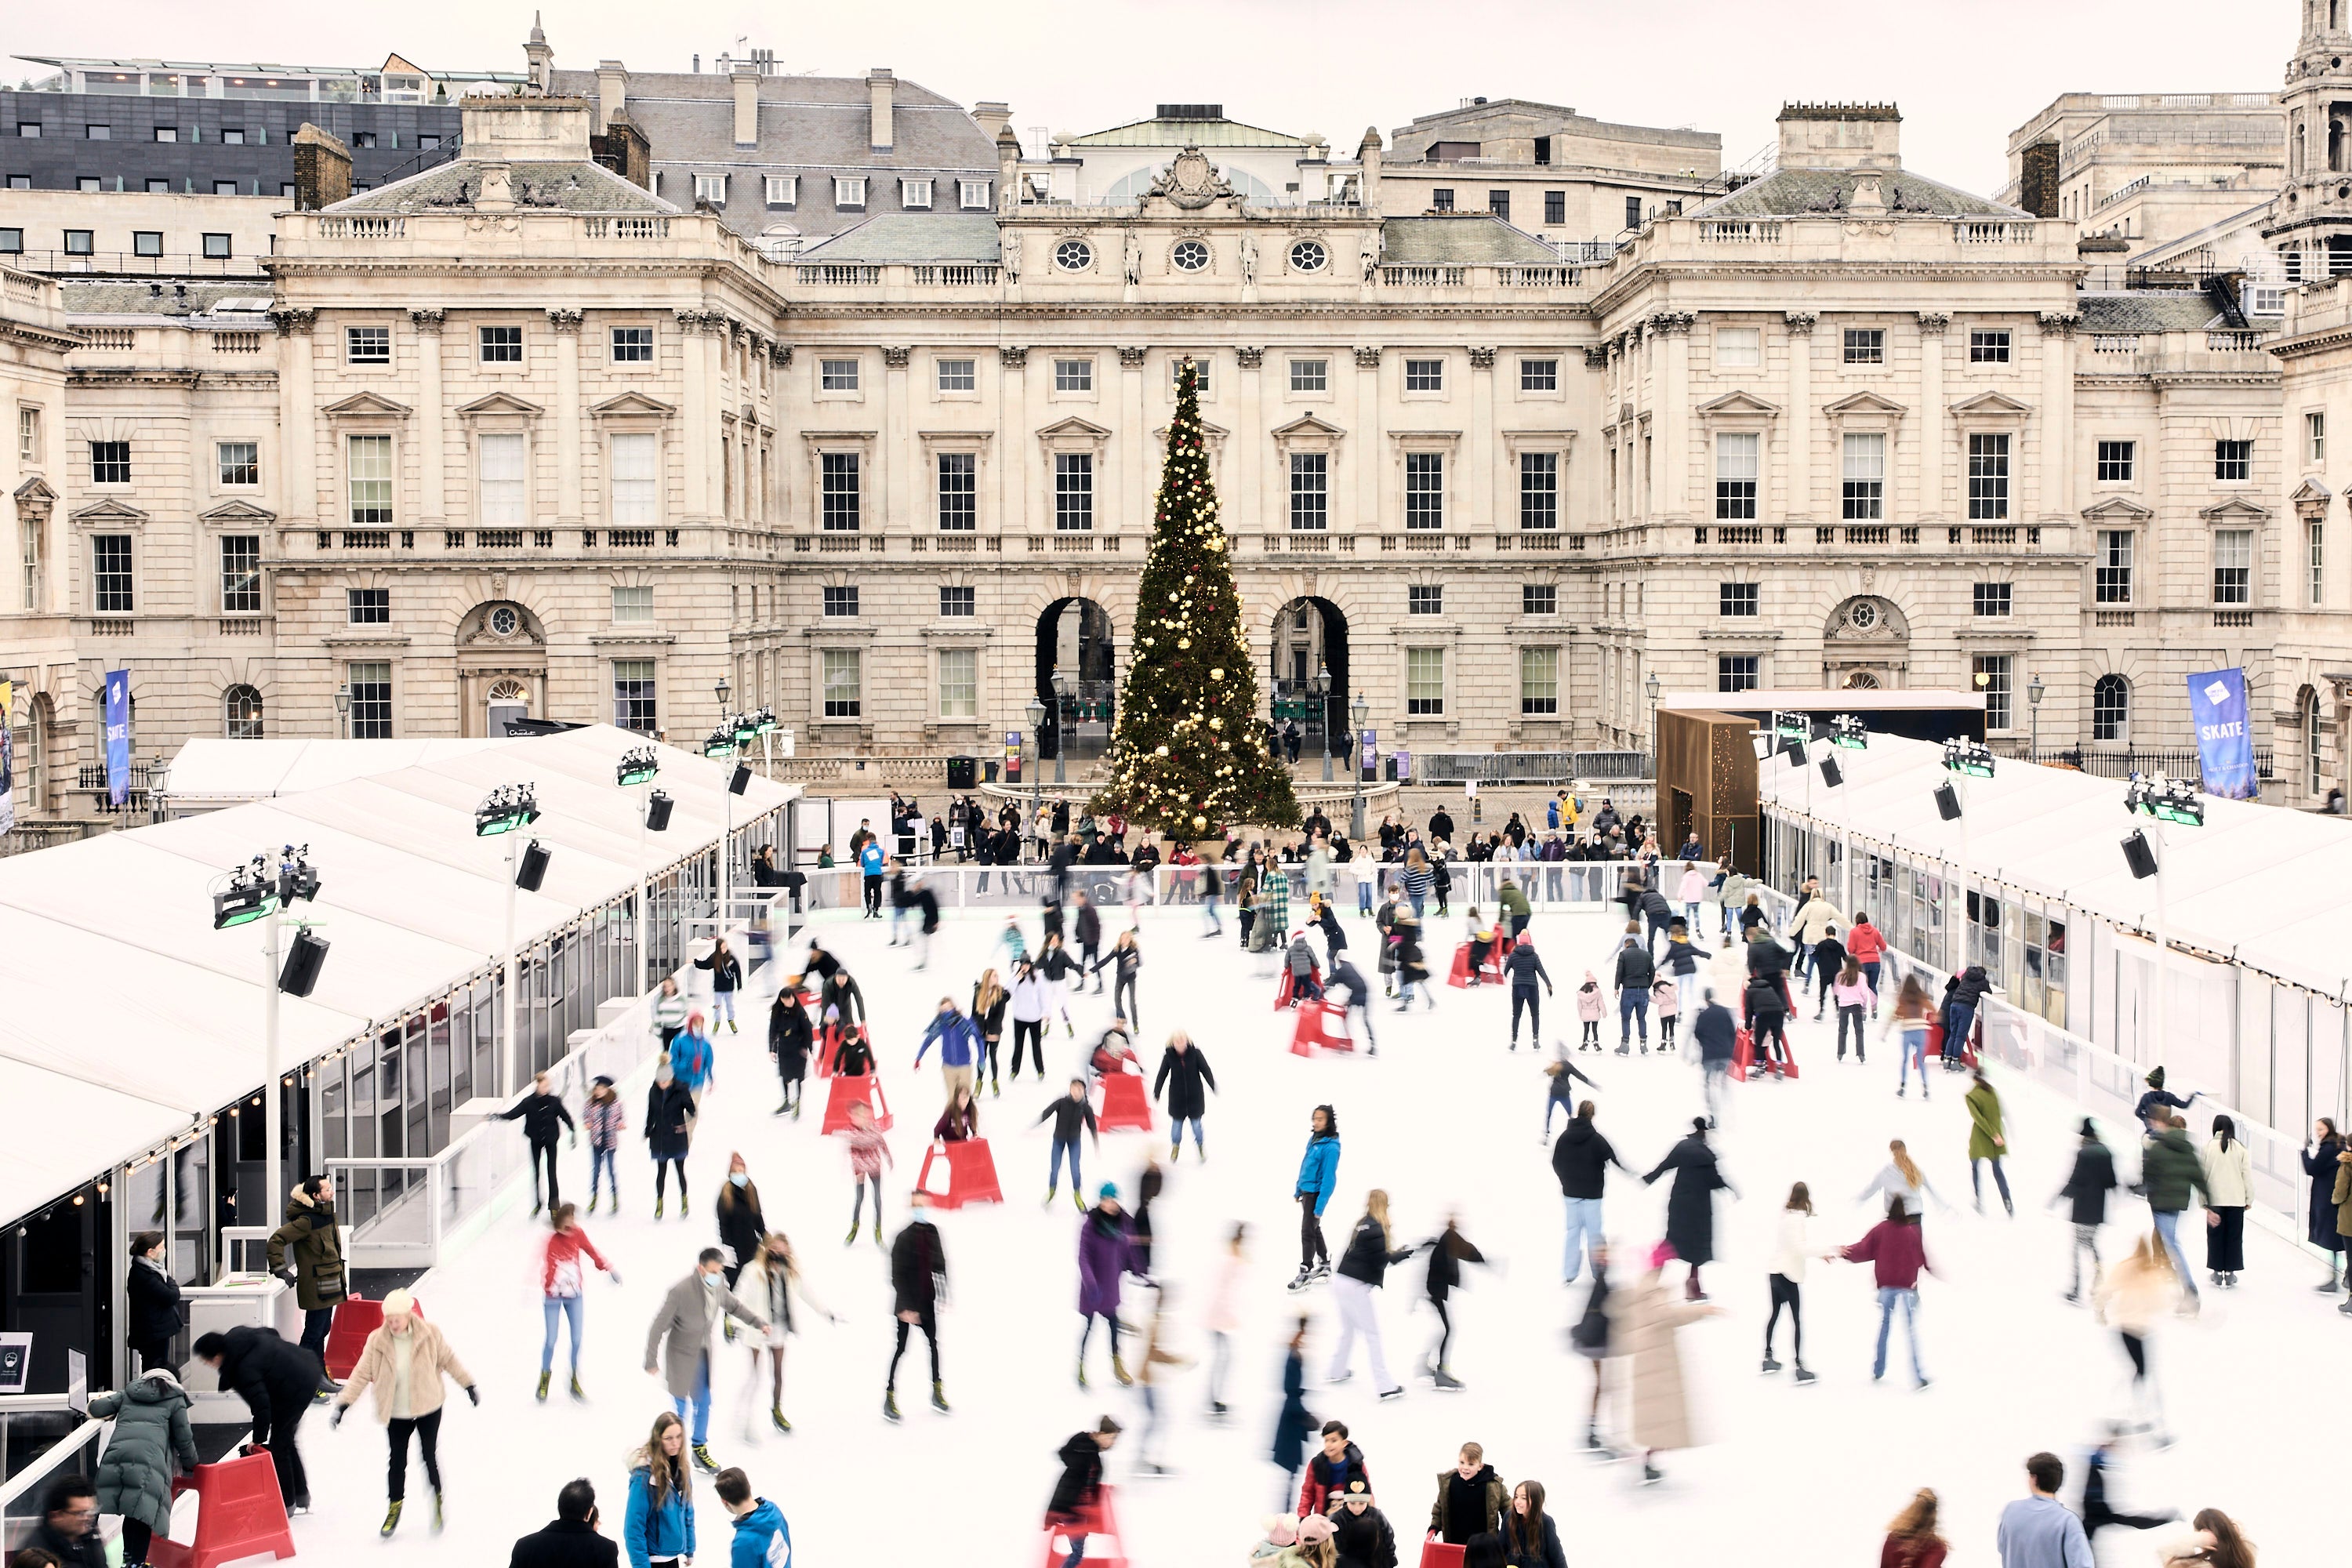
left=274, top=897, right=2327, bottom=1565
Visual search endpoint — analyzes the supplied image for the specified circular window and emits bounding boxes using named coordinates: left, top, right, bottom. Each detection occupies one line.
left=1290, top=240, right=1328, bottom=274
left=1847, top=601, right=1879, bottom=632
left=1845, top=670, right=1882, bottom=690
left=488, top=605, right=521, bottom=637
left=1054, top=239, right=1094, bottom=272
left=1171, top=239, right=1210, bottom=272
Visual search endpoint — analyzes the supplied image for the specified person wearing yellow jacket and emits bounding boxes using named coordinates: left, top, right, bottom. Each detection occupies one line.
left=329, top=1290, right=479, bottom=1539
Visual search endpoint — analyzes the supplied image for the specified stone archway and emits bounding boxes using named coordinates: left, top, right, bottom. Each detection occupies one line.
left=1035, top=597, right=1116, bottom=760
left=1269, top=596, right=1350, bottom=760
left=457, top=599, right=547, bottom=736
left=1822, top=593, right=1911, bottom=690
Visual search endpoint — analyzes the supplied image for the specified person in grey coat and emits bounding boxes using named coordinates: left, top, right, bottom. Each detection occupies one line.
left=89, top=1367, right=198, bottom=1565
left=643, top=1249, right=767, bottom=1475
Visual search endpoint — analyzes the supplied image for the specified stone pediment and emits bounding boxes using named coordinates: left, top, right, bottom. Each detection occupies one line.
left=591, top=390, right=676, bottom=417
left=69, top=497, right=150, bottom=523
left=200, top=499, right=279, bottom=523
left=1948, top=389, right=2031, bottom=416
left=458, top=391, right=546, bottom=417
left=1697, top=390, right=1782, bottom=418
left=1824, top=390, right=1907, bottom=417
left=2292, top=477, right=2332, bottom=511
left=1038, top=416, right=1115, bottom=441
left=321, top=390, right=412, bottom=418
left=2081, top=495, right=2153, bottom=521
left=1272, top=413, right=1347, bottom=440
left=13, top=476, right=57, bottom=506
left=2198, top=495, right=2271, bottom=522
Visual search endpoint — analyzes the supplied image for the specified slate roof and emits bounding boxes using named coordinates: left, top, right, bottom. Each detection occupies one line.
left=63, top=281, right=274, bottom=318
left=1380, top=214, right=1560, bottom=264
left=326, top=157, right=673, bottom=214
left=2077, top=292, right=2229, bottom=332
left=550, top=69, right=994, bottom=175
left=1069, top=116, right=1310, bottom=148
left=1693, top=168, right=2024, bottom=220
left=795, top=214, right=1001, bottom=263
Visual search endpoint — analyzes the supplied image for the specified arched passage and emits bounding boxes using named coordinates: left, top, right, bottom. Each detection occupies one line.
left=1269, top=596, right=1350, bottom=760
left=1036, top=597, right=1116, bottom=761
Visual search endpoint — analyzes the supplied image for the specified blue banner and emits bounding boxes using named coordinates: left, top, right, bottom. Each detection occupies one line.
left=103, top=669, right=130, bottom=807
left=2187, top=666, right=2257, bottom=800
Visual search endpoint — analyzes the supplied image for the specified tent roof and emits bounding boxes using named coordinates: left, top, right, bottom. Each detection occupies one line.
left=0, top=725, right=794, bottom=1225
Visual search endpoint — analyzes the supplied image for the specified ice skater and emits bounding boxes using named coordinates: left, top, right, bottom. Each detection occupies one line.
left=1574, top=972, right=1603, bottom=1051
left=2095, top=1232, right=2182, bottom=1443
left=535, top=1203, right=616, bottom=1403
left=643, top=1252, right=765, bottom=1475
left=695, top=938, right=743, bottom=1033
left=1552, top=1099, right=1628, bottom=1284
left=1762, top=1184, right=1822, bottom=1384
left=1417, top=1214, right=1488, bottom=1391
left=970, top=969, right=1009, bottom=1097
left=1007, top=960, right=1050, bottom=1083
left=1152, top=1032, right=1216, bottom=1162
left=735, top=1232, right=835, bottom=1438
left=1883, top=975, right=1936, bottom=1099
left=1830, top=1197, right=1935, bottom=1391
left=2055, top=1117, right=2118, bottom=1304
left=1504, top=934, right=1552, bottom=1051
left=1037, top=1077, right=1102, bottom=1209
left=1607, top=1243, right=1722, bottom=1486
left=1270, top=1317, right=1316, bottom=1508
left=844, top=1101, right=893, bottom=1246
left=644, top=1063, right=696, bottom=1222
left=1392, top=915, right=1434, bottom=1011
left=1613, top=932, right=1653, bottom=1054
left=1132, top=1284, right=1192, bottom=1473
left=1327, top=1189, right=1412, bottom=1400
left=1642, top=1117, right=1735, bottom=1301
left=583, top=1075, right=625, bottom=1211
left=1965, top=1070, right=2015, bottom=1217
left=1831, top=959, right=1873, bottom=1063
left=1098, top=929, right=1144, bottom=1027
left=331, top=1289, right=479, bottom=1537
left=768, top=985, right=812, bottom=1119
left=1044, top=1417, right=1122, bottom=1568
left=1541, top=1047, right=1602, bottom=1142
left=1205, top=1225, right=1247, bottom=1418
left=1291, top=1105, right=1342, bottom=1290
left=884, top=1189, right=949, bottom=1422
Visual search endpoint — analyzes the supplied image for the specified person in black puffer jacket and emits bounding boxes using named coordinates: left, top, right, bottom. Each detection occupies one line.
left=125, top=1231, right=184, bottom=1374
left=1551, top=1104, right=1631, bottom=1284
left=1330, top=1480, right=1399, bottom=1568
left=1417, top=1218, right=1487, bottom=1391
left=2056, top=1117, right=2117, bottom=1303
left=1611, top=935, right=1655, bottom=1054
left=1330, top=1191, right=1415, bottom=1398
left=1503, top=938, right=1552, bottom=1052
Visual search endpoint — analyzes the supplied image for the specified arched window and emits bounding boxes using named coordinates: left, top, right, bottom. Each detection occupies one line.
left=2310, top=689, right=2326, bottom=797
left=2091, top=674, right=2129, bottom=742
left=224, top=685, right=263, bottom=739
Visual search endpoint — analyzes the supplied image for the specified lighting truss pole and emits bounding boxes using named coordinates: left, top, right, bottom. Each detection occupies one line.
left=1938, top=739, right=1995, bottom=974
left=477, top=783, right=542, bottom=1098
left=619, top=746, right=661, bottom=989
left=2124, top=771, right=2204, bottom=1074
left=214, top=846, right=321, bottom=1216
left=1819, top=715, right=1867, bottom=906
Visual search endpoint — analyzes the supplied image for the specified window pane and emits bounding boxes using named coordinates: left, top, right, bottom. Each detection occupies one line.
left=2096, top=440, right=2134, bottom=483
left=1405, top=452, right=1444, bottom=529
left=2096, top=530, right=2133, bottom=603
left=1841, top=432, right=1883, bottom=521
left=936, top=358, right=976, bottom=393
left=821, top=358, right=860, bottom=391
left=1406, top=648, right=1444, bottom=713
left=347, top=434, right=393, bottom=524
left=611, top=434, right=658, bottom=524
left=346, top=325, right=390, bottom=365
left=1404, top=359, right=1444, bottom=392
left=477, top=433, right=525, bottom=524
left=347, top=588, right=390, bottom=625
left=1967, top=433, right=2009, bottom=520
left=220, top=535, right=260, bottom=613
left=1715, top=328, right=1760, bottom=368
left=1290, top=358, right=1327, bottom=393
left=1519, top=451, right=1559, bottom=529
left=2212, top=528, right=2252, bottom=604
left=938, top=452, right=977, bottom=531
left=1715, top=432, right=1758, bottom=520
left=1973, top=655, right=2013, bottom=729
left=1054, top=359, right=1093, bottom=393
left=1716, top=655, right=1758, bottom=692
left=217, top=440, right=259, bottom=486
left=93, top=535, right=134, bottom=612
left=1054, top=452, right=1094, bottom=531
left=1519, top=358, right=1559, bottom=392
left=1522, top=584, right=1557, bottom=615
left=2092, top=676, right=2129, bottom=742
left=349, top=661, right=393, bottom=739
left=611, top=327, right=653, bottom=363
left=613, top=659, right=657, bottom=732
left=478, top=325, right=522, bottom=363
left=224, top=684, right=263, bottom=739
left=939, top=648, right=978, bottom=717
left=822, top=649, right=862, bottom=717
left=612, top=586, right=653, bottom=623
left=821, top=452, right=861, bottom=531
left=939, top=586, right=976, bottom=617
left=90, top=440, right=131, bottom=485
left=1288, top=452, right=1327, bottom=531
left=1519, top=646, right=1559, bottom=715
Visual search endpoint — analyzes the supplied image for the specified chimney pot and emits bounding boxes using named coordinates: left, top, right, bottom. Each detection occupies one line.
left=869, top=68, right=895, bottom=153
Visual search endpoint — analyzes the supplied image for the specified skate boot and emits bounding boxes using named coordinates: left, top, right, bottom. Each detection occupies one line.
left=432, top=1491, right=445, bottom=1534
left=536, top=1370, right=551, bottom=1402
left=691, top=1443, right=718, bottom=1474
left=1760, top=1357, right=1780, bottom=1374
left=680, top=1192, right=690, bottom=1218
left=884, top=1391, right=902, bottom=1423
left=569, top=1375, right=586, bottom=1402
left=380, top=1501, right=404, bottom=1538
left=846, top=1221, right=860, bottom=1245
left=586, top=1193, right=598, bottom=1214
left=1432, top=1368, right=1465, bottom=1391
left=1287, top=1267, right=1313, bottom=1293
left=1794, top=1366, right=1817, bottom=1385
left=1112, top=1355, right=1133, bottom=1387
left=655, top=1196, right=665, bottom=1220
left=931, top=1380, right=950, bottom=1413
left=772, top=1406, right=791, bottom=1434
left=872, top=1222, right=883, bottom=1246
left=1077, top=1361, right=1090, bottom=1389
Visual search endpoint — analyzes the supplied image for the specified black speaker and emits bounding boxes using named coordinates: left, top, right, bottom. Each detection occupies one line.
left=1933, top=781, right=1962, bottom=822
left=278, top=929, right=329, bottom=997
left=1782, top=739, right=1807, bottom=768
left=645, top=789, right=673, bottom=833
left=729, top=763, right=753, bottom=796
left=516, top=839, right=551, bottom=892
left=947, top=756, right=978, bottom=789
left=1819, top=755, right=1843, bottom=789
left=2121, top=829, right=2158, bottom=880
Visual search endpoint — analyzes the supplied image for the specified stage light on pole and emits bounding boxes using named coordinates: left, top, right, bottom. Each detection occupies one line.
left=1831, top=713, right=1868, bottom=750
left=1943, top=738, right=1995, bottom=779
left=616, top=746, right=661, bottom=788
left=475, top=782, right=541, bottom=837
left=210, top=844, right=325, bottom=1223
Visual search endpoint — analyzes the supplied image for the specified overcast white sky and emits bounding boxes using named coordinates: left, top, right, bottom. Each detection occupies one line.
left=2, top=1, right=2301, bottom=198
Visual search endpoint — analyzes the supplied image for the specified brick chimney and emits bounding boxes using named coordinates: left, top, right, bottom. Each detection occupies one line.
left=869, top=68, right=895, bottom=153
left=590, top=109, right=652, bottom=188
left=596, top=60, right=627, bottom=130
left=2019, top=140, right=2060, bottom=219
left=1775, top=102, right=1902, bottom=171
left=733, top=66, right=759, bottom=147
left=996, top=124, right=1021, bottom=211
left=972, top=100, right=1011, bottom=144
left=292, top=123, right=352, bottom=210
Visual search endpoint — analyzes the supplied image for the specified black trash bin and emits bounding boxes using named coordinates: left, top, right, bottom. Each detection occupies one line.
left=985, top=760, right=1000, bottom=783
left=947, top=756, right=978, bottom=789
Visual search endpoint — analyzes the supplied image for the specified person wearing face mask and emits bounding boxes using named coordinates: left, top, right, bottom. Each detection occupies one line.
left=644, top=1250, right=768, bottom=1475
left=714, top=1155, right=766, bottom=1293
left=329, top=1289, right=479, bottom=1538
left=644, top=1064, right=697, bottom=1222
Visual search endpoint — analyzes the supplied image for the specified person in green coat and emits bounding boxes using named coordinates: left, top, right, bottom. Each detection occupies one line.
left=1964, top=1071, right=2013, bottom=1217
left=2140, top=1114, right=2212, bottom=1305
left=1497, top=877, right=1533, bottom=940
left=89, top=1366, right=198, bottom=1564
left=267, top=1175, right=348, bottom=1394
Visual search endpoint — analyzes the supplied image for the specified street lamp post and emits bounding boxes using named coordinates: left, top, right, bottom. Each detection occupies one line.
left=1349, top=691, right=1370, bottom=843
left=1050, top=670, right=1071, bottom=786
left=1645, top=670, right=1662, bottom=766
left=1312, top=666, right=1334, bottom=783
left=333, top=684, right=351, bottom=741
left=1025, top=696, right=1047, bottom=860
left=2027, top=672, right=2046, bottom=760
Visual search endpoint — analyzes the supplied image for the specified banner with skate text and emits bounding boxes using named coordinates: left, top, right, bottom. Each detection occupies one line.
left=2187, top=666, right=2257, bottom=800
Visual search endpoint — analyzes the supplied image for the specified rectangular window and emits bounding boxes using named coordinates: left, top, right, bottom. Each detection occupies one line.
left=1719, top=582, right=1759, bottom=617
left=222, top=128, right=245, bottom=145
left=217, top=440, right=259, bottom=487
left=1288, top=452, right=1327, bottom=530
left=1054, top=452, right=1094, bottom=531
left=764, top=175, right=797, bottom=207
left=212, top=181, right=237, bottom=198
left=1403, top=358, right=1444, bottom=392
left=612, top=586, right=653, bottom=623
left=478, top=325, right=522, bottom=364
left=90, top=439, right=131, bottom=485
left=93, top=534, right=133, bottom=612
left=938, top=647, right=978, bottom=717
left=692, top=173, right=727, bottom=205
left=351, top=132, right=376, bottom=150
left=1523, top=583, right=1558, bottom=615
left=1544, top=190, right=1566, bottom=225
left=348, top=662, right=393, bottom=739
left=347, top=587, right=390, bottom=625
left=2096, top=440, right=2134, bottom=482
left=476, top=433, right=526, bottom=524
left=144, top=180, right=169, bottom=194
left=822, top=648, right=862, bottom=717
left=0, top=227, right=19, bottom=253
left=822, top=585, right=859, bottom=618
left=611, top=326, right=654, bottom=363
left=2096, top=530, right=2133, bottom=603
left=1406, top=648, right=1445, bottom=713
left=1968, top=433, right=2010, bottom=520
left=1716, top=655, right=1759, bottom=692
left=937, top=452, right=977, bottom=531
left=1716, top=327, right=1761, bottom=368
left=821, top=452, right=861, bottom=531
left=1973, top=582, right=2013, bottom=617
left=1715, top=432, right=1759, bottom=519
left=1168, top=358, right=1213, bottom=397
left=2215, top=438, right=2252, bottom=481
left=347, top=434, right=393, bottom=523
left=2311, top=412, right=2328, bottom=465
left=1290, top=358, right=1327, bottom=393
left=833, top=176, right=867, bottom=209
left=346, top=325, right=391, bottom=365
left=1407, top=584, right=1444, bottom=615
left=1519, top=451, right=1559, bottom=529
left=85, top=124, right=111, bottom=140
left=1625, top=195, right=1642, bottom=230
left=201, top=233, right=230, bottom=259
left=1519, top=646, right=1559, bottom=715
left=936, top=358, right=976, bottom=393
left=132, top=230, right=162, bottom=256
left=17, top=407, right=38, bottom=463
left=2313, top=520, right=2327, bottom=606
left=1973, top=655, right=2013, bottom=729
left=16, top=124, right=36, bottom=138
left=74, top=180, right=98, bottom=194
left=960, top=179, right=991, bottom=209
left=900, top=178, right=933, bottom=209
left=1519, top=358, right=1559, bottom=392
left=939, top=585, right=976, bottom=617
left=153, top=126, right=176, bottom=143
left=2212, top=528, right=2252, bottom=604
left=1404, top=452, right=1445, bottom=529
left=1054, top=358, right=1094, bottom=393
left=1841, top=432, right=1885, bottom=520
left=613, top=659, right=657, bottom=733
left=1431, top=188, right=1455, bottom=212
left=820, top=358, right=860, bottom=392
left=1487, top=189, right=1510, bottom=220
left=220, top=535, right=261, bottom=614
left=63, top=223, right=100, bottom=254
left=611, top=433, right=658, bottom=524
left=1842, top=328, right=1885, bottom=365
left=1969, top=328, right=2011, bottom=364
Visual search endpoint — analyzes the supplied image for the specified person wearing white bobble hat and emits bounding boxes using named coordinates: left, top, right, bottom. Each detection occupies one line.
left=330, top=1289, right=478, bottom=1539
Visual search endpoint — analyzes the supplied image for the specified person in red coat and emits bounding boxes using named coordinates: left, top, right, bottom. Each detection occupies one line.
left=1298, top=1420, right=1370, bottom=1515
left=1878, top=1486, right=1948, bottom=1568
left=1834, top=1198, right=1936, bottom=1389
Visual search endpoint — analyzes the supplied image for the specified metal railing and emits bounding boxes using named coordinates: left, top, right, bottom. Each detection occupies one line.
left=786, top=860, right=1653, bottom=917
left=9, top=249, right=269, bottom=278
left=1998, top=744, right=2274, bottom=784
left=1414, top=750, right=1650, bottom=785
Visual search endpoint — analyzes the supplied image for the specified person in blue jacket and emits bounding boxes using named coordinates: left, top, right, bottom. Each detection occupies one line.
left=715, top=1467, right=791, bottom=1567
left=1290, top=1104, right=1342, bottom=1291
left=858, top=838, right=887, bottom=920
left=913, top=997, right=985, bottom=1109
left=2134, top=1065, right=2198, bottom=1131
left=623, top=1411, right=695, bottom=1568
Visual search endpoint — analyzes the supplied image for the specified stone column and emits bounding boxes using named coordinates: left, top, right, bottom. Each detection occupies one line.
left=1653, top=314, right=1694, bottom=521
left=1237, top=347, right=1265, bottom=534
left=884, top=345, right=912, bottom=532
left=1915, top=313, right=1947, bottom=524
left=272, top=308, right=318, bottom=524
left=1120, top=347, right=1148, bottom=530
left=999, top=347, right=1029, bottom=534
left=1468, top=347, right=1496, bottom=534
left=409, top=310, right=447, bottom=528
left=1784, top=312, right=1814, bottom=523
left=1353, top=346, right=1381, bottom=532
left=2037, top=311, right=2078, bottom=521
left=677, top=310, right=711, bottom=520
left=548, top=309, right=583, bottom=530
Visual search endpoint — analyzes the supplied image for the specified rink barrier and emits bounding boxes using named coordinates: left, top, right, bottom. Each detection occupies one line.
left=147, top=1450, right=296, bottom=1568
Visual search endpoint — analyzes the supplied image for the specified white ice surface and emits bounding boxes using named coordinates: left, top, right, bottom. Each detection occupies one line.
left=260, top=903, right=2328, bottom=1565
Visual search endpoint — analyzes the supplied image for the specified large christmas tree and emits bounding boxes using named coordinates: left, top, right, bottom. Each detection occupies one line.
left=1092, top=357, right=1301, bottom=839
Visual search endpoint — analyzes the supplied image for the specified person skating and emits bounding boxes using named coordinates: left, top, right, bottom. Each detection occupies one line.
left=1642, top=1117, right=1735, bottom=1301
left=263, top=1173, right=347, bottom=1395
left=1831, top=1198, right=1935, bottom=1391
left=1879, top=1488, right=1950, bottom=1568
left=583, top=1076, right=626, bottom=1210
left=499, top=1071, right=578, bottom=1217
left=1551, top=1099, right=1627, bottom=1283
left=694, top=938, right=743, bottom=1033
left=1130, top=1153, right=1166, bottom=1280
left=1330, top=1480, right=1398, bottom=1568
left=913, top=995, right=984, bottom=1108
left=1692, top=989, right=1737, bottom=1127
left=1939, top=964, right=1988, bottom=1069
left=2095, top=1232, right=2182, bottom=1443
left=1145, top=1031, right=1217, bottom=1164
left=1037, top=1077, right=1102, bottom=1208
left=1328, top=1189, right=1413, bottom=1399
left=2141, top=1112, right=2211, bottom=1307
left=1574, top=972, right=1604, bottom=1051
left=1660, top=923, right=1711, bottom=1024
left=1504, top=935, right=1552, bottom=1051
left=1039, top=931, right=1080, bottom=1036
left=2303, top=1118, right=2345, bottom=1291
left=1007, top=959, right=1051, bottom=1083
left=2054, top=1118, right=2118, bottom=1304
left=329, top=1288, right=479, bottom=1537
left=88, top=1363, right=196, bottom=1566
left=1740, top=931, right=1793, bottom=1070
left=767, top=987, right=812, bottom=1118
left=841, top=1099, right=894, bottom=1244
left=1327, top=952, right=1381, bottom=1055
left=1568, top=1243, right=1613, bottom=1453
left=858, top=833, right=886, bottom=916
left=2081, top=1423, right=2179, bottom=1551
left=537, top=1203, right=618, bottom=1402
left=1858, top=1139, right=1947, bottom=1218
left=1073, top=890, right=1105, bottom=989
left=1965, top=1070, right=2016, bottom=1217
left=736, top=1232, right=837, bottom=1438
left=1271, top=1316, right=1316, bottom=1508
left=1287, top=927, right=1327, bottom=1003
left=1612, top=933, right=1655, bottom=1053
left=1607, top=1243, right=1722, bottom=1486
left=1204, top=1225, right=1248, bottom=1419
left=1299, top=1419, right=1373, bottom=1515
left=1831, top=960, right=1873, bottom=1063
left=191, top=1324, right=322, bottom=1514
left=1762, top=1183, right=1826, bottom=1384
left=712, top=1468, right=791, bottom=1568
left=1133, top=1283, right=1192, bottom=1473
left=1650, top=971, right=1681, bottom=1054
left=652, top=976, right=690, bottom=1054
left=622, top=1412, right=696, bottom=1568
left=1540, top=1046, right=1601, bottom=1142
left=1884, top=975, right=1936, bottom=1099
left=716, top=1154, right=766, bottom=1297
left=933, top=1084, right=979, bottom=1144
left=2201, top=1115, right=2252, bottom=1288
left=884, top=1190, right=949, bottom=1421
left=827, top=1007, right=875, bottom=1078
left=1808, top=925, right=1846, bottom=1022
left=1076, top=1184, right=1136, bottom=1388
left=1292, top=1105, right=1343, bottom=1290
left=1429, top=1442, right=1506, bottom=1547
left=1044, top=1418, right=1122, bottom=1568
left=1374, top=889, right=1401, bottom=997
left=968, top=968, right=1009, bottom=1097
left=669, top=1013, right=716, bottom=1098
left=1464, top=906, right=1497, bottom=986
left=643, top=1065, right=696, bottom=1222
left=1417, top=1214, right=1488, bottom=1390
left=1392, top=915, right=1434, bottom=1010
left=1994, top=1452, right=2093, bottom=1568
left=644, top=1250, right=767, bottom=1473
